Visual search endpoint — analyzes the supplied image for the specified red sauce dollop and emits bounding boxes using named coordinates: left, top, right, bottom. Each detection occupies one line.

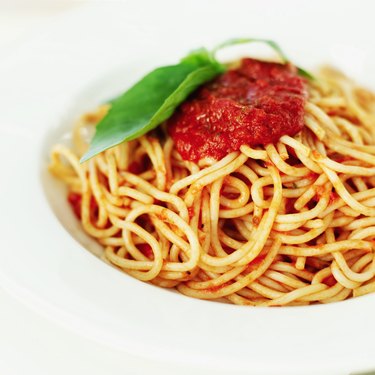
left=168, top=58, right=307, bottom=162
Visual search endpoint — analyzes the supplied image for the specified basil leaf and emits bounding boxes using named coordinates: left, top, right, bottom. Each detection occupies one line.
left=297, top=67, right=316, bottom=81
left=81, top=51, right=224, bottom=162
left=81, top=39, right=315, bottom=162
left=213, top=37, right=288, bottom=63
left=214, top=37, right=316, bottom=80
left=181, top=47, right=221, bottom=67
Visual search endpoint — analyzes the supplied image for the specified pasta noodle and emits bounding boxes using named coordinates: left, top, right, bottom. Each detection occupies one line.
left=49, top=66, right=375, bottom=306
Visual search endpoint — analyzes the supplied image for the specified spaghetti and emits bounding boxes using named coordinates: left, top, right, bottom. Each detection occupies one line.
left=49, top=64, right=375, bottom=306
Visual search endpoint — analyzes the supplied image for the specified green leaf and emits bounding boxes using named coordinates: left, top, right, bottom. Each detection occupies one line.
left=213, top=37, right=289, bottom=63
left=81, top=50, right=224, bottom=162
left=181, top=47, right=220, bottom=67
left=297, top=66, right=316, bottom=81
left=81, top=39, right=315, bottom=162
left=213, top=37, right=316, bottom=81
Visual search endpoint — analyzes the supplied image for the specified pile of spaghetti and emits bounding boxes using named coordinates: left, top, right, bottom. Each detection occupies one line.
left=49, top=66, right=375, bottom=306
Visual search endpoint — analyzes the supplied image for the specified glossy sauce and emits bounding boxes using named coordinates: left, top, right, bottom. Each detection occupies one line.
left=168, top=58, right=307, bottom=162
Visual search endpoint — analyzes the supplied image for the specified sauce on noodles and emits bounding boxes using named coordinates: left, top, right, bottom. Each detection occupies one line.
left=49, top=58, right=375, bottom=307
left=168, top=58, right=307, bottom=161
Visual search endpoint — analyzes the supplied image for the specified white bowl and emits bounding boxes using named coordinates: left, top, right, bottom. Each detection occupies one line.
left=1, top=1, right=375, bottom=374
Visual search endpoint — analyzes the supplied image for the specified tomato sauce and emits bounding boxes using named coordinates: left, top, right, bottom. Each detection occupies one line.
left=168, top=58, right=307, bottom=162
left=68, top=192, right=99, bottom=222
left=68, top=192, right=82, bottom=219
left=138, top=243, right=154, bottom=259
left=206, top=281, right=231, bottom=293
left=243, top=254, right=266, bottom=274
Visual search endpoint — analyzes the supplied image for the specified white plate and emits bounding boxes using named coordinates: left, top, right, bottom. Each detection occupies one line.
left=1, top=1, right=375, bottom=374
